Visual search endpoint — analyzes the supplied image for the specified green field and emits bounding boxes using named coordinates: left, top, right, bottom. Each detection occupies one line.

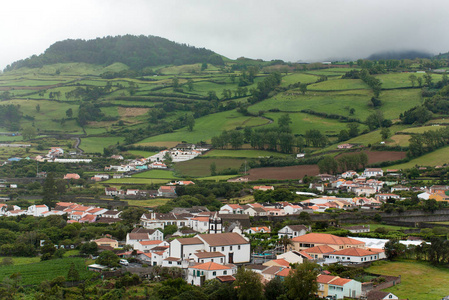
left=136, top=110, right=269, bottom=144
left=79, top=137, right=125, bottom=153
left=132, top=169, right=180, bottom=179
left=126, top=150, right=158, bottom=158
left=204, top=149, right=290, bottom=158
left=126, top=198, right=171, bottom=207
left=399, top=125, right=445, bottom=134
left=366, top=260, right=449, bottom=300
left=175, top=158, right=245, bottom=177
left=388, top=145, right=449, bottom=169
left=0, top=257, right=93, bottom=285
left=308, top=79, right=367, bottom=91
left=102, top=178, right=170, bottom=184
left=281, top=73, right=319, bottom=86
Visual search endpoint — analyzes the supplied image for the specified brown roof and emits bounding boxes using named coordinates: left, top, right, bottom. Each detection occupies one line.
left=191, top=262, right=231, bottom=271
left=131, top=227, right=156, bottom=234
left=94, top=238, right=117, bottom=243
left=128, top=233, right=150, bottom=240
left=198, top=233, right=248, bottom=246
left=303, top=245, right=335, bottom=254
left=216, top=275, right=236, bottom=283
left=262, top=265, right=283, bottom=275
left=194, top=251, right=225, bottom=258
left=175, top=237, right=203, bottom=245
left=317, top=274, right=338, bottom=284
left=332, top=247, right=376, bottom=257
left=287, top=225, right=309, bottom=232
left=330, top=277, right=352, bottom=286
left=291, top=233, right=365, bottom=246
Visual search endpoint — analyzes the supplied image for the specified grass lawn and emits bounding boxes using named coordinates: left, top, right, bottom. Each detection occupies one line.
left=126, top=198, right=171, bottom=207
left=174, top=158, right=245, bottom=177
left=399, top=125, right=445, bottom=134
left=126, top=150, right=158, bottom=158
left=102, top=178, right=169, bottom=184
left=387, top=134, right=411, bottom=147
left=0, top=257, right=93, bottom=285
left=204, top=149, right=290, bottom=158
left=366, top=260, right=449, bottom=300
left=196, top=175, right=240, bottom=181
left=136, top=110, right=269, bottom=144
left=388, top=146, right=449, bottom=169
left=281, top=73, right=319, bottom=87
left=308, top=79, right=367, bottom=91
left=79, top=137, right=125, bottom=153
left=0, top=256, right=40, bottom=265
left=132, top=169, right=180, bottom=179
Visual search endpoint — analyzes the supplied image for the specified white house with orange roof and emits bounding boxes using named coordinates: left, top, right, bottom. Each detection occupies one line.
left=149, top=162, right=167, bottom=169
left=134, top=240, right=168, bottom=252
left=302, top=245, right=335, bottom=259
left=187, top=261, right=237, bottom=286
left=189, top=216, right=210, bottom=232
left=63, top=173, right=80, bottom=180
left=5, top=209, right=27, bottom=216
left=278, top=225, right=309, bottom=239
left=317, top=274, right=362, bottom=299
left=26, top=204, right=49, bottom=217
left=244, top=226, right=271, bottom=234
left=326, top=247, right=380, bottom=264
left=219, top=204, right=244, bottom=214
left=363, top=168, right=383, bottom=178
left=253, top=185, right=274, bottom=191
left=93, top=237, right=118, bottom=248
left=291, top=233, right=365, bottom=252
left=341, top=170, right=358, bottom=179
left=283, top=204, right=303, bottom=215
left=79, top=214, right=97, bottom=223
left=0, top=203, right=7, bottom=215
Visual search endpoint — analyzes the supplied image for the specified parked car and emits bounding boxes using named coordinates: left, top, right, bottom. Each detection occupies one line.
left=119, top=259, right=129, bottom=266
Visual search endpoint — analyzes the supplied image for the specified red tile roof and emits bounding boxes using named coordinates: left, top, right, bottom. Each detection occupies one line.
left=292, top=233, right=364, bottom=246
left=332, top=247, right=377, bottom=257
left=191, top=261, right=231, bottom=271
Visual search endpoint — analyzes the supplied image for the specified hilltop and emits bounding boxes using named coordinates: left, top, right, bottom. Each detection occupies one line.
left=4, top=35, right=222, bottom=71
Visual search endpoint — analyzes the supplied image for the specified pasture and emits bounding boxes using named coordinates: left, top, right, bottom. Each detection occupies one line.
left=136, top=110, right=269, bottom=144
left=0, top=257, right=93, bottom=285
left=79, top=136, right=125, bottom=153
left=204, top=149, right=290, bottom=158
left=366, top=260, right=449, bottom=300
left=174, top=158, right=245, bottom=177
left=132, top=169, right=180, bottom=179
left=388, top=146, right=449, bottom=169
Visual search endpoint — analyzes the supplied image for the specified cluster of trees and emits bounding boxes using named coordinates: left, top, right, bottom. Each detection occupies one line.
left=77, top=102, right=105, bottom=126
left=253, top=188, right=295, bottom=203
left=211, top=114, right=305, bottom=153
left=407, top=126, right=449, bottom=158
left=6, top=35, right=217, bottom=70
left=400, top=106, right=433, bottom=124
left=360, top=69, right=382, bottom=99
left=65, top=85, right=111, bottom=101
left=385, top=237, right=449, bottom=265
left=317, top=152, right=368, bottom=174
left=0, top=104, right=21, bottom=131
left=338, top=123, right=360, bottom=142
left=365, top=111, right=391, bottom=131
left=247, top=72, right=282, bottom=104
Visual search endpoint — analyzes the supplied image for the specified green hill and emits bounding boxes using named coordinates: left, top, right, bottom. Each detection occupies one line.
left=5, top=35, right=221, bottom=71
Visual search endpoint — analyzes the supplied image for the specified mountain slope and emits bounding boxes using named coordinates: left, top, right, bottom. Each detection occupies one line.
left=5, top=35, right=221, bottom=71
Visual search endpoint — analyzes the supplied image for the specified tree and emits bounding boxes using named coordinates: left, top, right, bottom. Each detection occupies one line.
left=96, top=250, right=119, bottom=267
left=380, top=127, right=390, bottom=140
left=318, top=156, right=339, bottom=174
left=42, top=172, right=58, bottom=206
left=347, top=123, right=359, bottom=137
left=22, top=126, right=37, bottom=140
left=265, top=276, right=286, bottom=300
left=299, top=83, right=308, bottom=95
left=409, top=74, right=417, bottom=87
left=284, top=261, right=320, bottom=300
left=172, top=77, right=179, bottom=89
left=424, top=72, right=433, bottom=87
left=65, top=108, right=73, bottom=118
left=186, top=79, right=194, bottom=91
left=186, top=114, right=195, bottom=132
left=67, top=262, right=80, bottom=282
left=210, top=162, right=217, bottom=176
left=338, top=130, right=349, bottom=142
left=40, top=240, right=56, bottom=260
left=120, top=207, right=148, bottom=226
left=35, top=104, right=40, bottom=112
left=278, top=113, right=292, bottom=130
left=279, top=235, right=293, bottom=252
left=233, top=267, right=264, bottom=300
left=417, top=77, right=423, bottom=87
left=80, top=241, right=98, bottom=255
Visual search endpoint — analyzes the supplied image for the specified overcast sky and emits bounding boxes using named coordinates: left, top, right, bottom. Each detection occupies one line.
left=1, top=0, right=449, bottom=70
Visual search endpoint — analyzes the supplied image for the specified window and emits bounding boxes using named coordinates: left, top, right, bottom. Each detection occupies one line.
left=222, top=247, right=225, bottom=251
left=230, top=246, right=233, bottom=251
left=201, top=260, right=204, bottom=263
left=168, top=261, right=172, bottom=265
left=238, top=245, right=241, bottom=250
left=224, top=271, right=227, bottom=275
left=213, top=247, right=216, bottom=251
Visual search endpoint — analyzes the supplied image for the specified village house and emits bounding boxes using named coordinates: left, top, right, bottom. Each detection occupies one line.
left=93, top=237, right=118, bottom=249
left=133, top=240, right=168, bottom=253
left=375, top=193, right=401, bottom=202
left=169, top=232, right=250, bottom=264
left=302, top=245, right=335, bottom=259
left=220, top=204, right=244, bottom=214
left=325, top=247, right=380, bottom=264
left=317, top=274, right=362, bottom=299
left=244, top=226, right=271, bottom=234
left=140, top=212, right=189, bottom=229
left=290, top=233, right=365, bottom=252
left=105, top=187, right=119, bottom=196
left=126, top=228, right=164, bottom=248
left=26, top=204, right=49, bottom=217
left=253, top=185, right=274, bottom=191
left=190, top=251, right=226, bottom=264
left=363, top=168, right=384, bottom=178
left=63, top=173, right=80, bottom=180
left=278, top=225, right=309, bottom=239
left=157, top=186, right=177, bottom=197
left=187, top=262, right=237, bottom=286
